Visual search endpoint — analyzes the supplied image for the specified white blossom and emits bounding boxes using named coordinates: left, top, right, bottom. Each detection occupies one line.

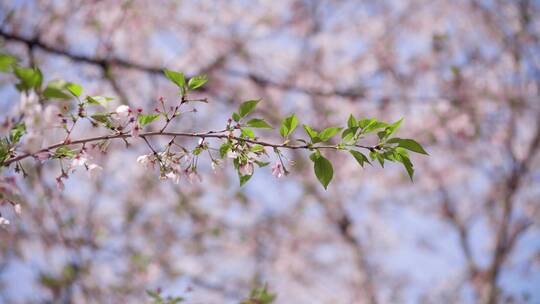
left=211, top=159, right=222, bottom=172
left=14, top=204, right=22, bottom=216
left=115, top=105, right=131, bottom=118
left=20, top=90, right=38, bottom=110
left=239, top=162, right=254, bottom=176
left=22, top=132, right=43, bottom=153
left=137, top=154, right=154, bottom=169
left=227, top=150, right=238, bottom=159
left=165, top=171, right=180, bottom=184
left=88, top=164, right=103, bottom=178
left=0, top=217, right=9, bottom=227
left=43, top=105, right=61, bottom=127
left=72, top=154, right=89, bottom=167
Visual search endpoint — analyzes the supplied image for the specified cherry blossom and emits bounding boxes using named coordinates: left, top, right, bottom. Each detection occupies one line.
left=271, top=162, right=283, bottom=178
left=239, top=162, right=254, bottom=176
left=0, top=216, right=9, bottom=227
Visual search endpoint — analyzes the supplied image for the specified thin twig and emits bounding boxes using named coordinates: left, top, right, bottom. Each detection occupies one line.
left=3, top=130, right=375, bottom=166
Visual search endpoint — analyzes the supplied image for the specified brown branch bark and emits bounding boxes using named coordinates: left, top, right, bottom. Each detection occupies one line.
left=3, top=130, right=375, bottom=167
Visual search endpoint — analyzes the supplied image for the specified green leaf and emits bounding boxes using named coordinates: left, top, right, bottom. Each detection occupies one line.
left=303, top=125, right=317, bottom=138
left=232, top=112, right=241, bottom=122
left=397, top=153, right=414, bottom=180
left=349, top=150, right=369, bottom=167
left=138, top=114, right=160, bottom=127
left=91, top=113, right=111, bottom=123
left=361, top=119, right=388, bottom=134
left=347, top=114, right=357, bottom=128
left=239, top=100, right=260, bottom=118
left=242, top=284, right=277, bottom=304
left=313, top=155, right=333, bottom=189
left=188, top=75, right=208, bottom=90
left=10, top=123, right=26, bottom=144
left=0, top=53, right=18, bottom=72
left=369, top=150, right=385, bottom=167
left=246, top=118, right=273, bottom=129
left=251, top=144, right=265, bottom=153
left=239, top=172, right=252, bottom=186
left=241, top=127, right=255, bottom=138
left=14, top=66, right=42, bottom=91
left=341, top=128, right=357, bottom=143
left=164, top=69, right=186, bottom=88
left=309, top=150, right=321, bottom=162
left=254, top=160, right=270, bottom=167
left=0, top=139, right=9, bottom=166
left=66, top=83, right=82, bottom=97
left=376, top=153, right=384, bottom=167
left=219, top=142, right=231, bottom=158
left=319, top=127, right=342, bottom=142
left=53, top=146, right=76, bottom=159
left=86, top=96, right=114, bottom=106
left=279, top=114, right=298, bottom=138
left=383, top=118, right=403, bottom=139
left=387, top=138, right=428, bottom=155
left=43, top=80, right=71, bottom=99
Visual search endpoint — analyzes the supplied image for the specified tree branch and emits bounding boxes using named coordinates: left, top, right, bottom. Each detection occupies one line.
left=3, top=130, right=375, bottom=167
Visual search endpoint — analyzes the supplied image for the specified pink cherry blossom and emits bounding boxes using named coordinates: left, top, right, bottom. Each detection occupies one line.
left=271, top=162, right=283, bottom=178
left=34, top=151, right=51, bottom=161
left=239, top=162, right=254, bottom=176
left=131, top=123, right=140, bottom=138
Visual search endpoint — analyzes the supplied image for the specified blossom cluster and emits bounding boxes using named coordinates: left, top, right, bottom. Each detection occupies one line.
left=0, top=60, right=427, bottom=227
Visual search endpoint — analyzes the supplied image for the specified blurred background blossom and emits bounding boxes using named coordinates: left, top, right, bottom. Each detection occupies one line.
left=0, top=0, right=539, bottom=303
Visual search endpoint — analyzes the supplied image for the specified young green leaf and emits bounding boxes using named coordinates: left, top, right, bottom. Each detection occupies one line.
left=188, top=75, right=208, bottom=90
left=397, top=153, right=414, bottom=180
left=239, top=172, right=252, bottom=186
left=239, top=100, right=260, bottom=118
left=387, top=138, right=428, bottom=155
left=53, top=146, right=76, bottom=159
left=91, top=113, right=111, bottom=124
left=43, top=80, right=71, bottom=99
left=313, top=154, right=333, bottom=189
left=219, top=142, right=232, bottom=158
left=347, top=114, right=357, bottom=128
left=163, top=69, right=186, bottom=88
left=241, top=127, right=255, bottom=138
left=10, top=123, right=26, bottom=144
left=251, top=144, right=265, bottom=153
left=302, top=124, right=319, bottom=141
left=0, top=53, right=17, bottom=72
left=349, top=150, right=370, bottom=167
left=14, top=66, right=42, bottom=91
left=246, top=118, right=273, bottom=129
left=254, top=160, right=270, bottom=167
left=66, top=83, right=83, bottom=97
left=279, top=114, right=298, bottom=138
left=86, top=96, right=114, bottom=106
left=138, top=114, right=160, bottom=127
left=319, top=127, right=342, bottom=142
left=341, top=128, right=357, bottom=143
left=383, top=118, right=403, bottom=138
left=361, top=119, right=388, bottom=134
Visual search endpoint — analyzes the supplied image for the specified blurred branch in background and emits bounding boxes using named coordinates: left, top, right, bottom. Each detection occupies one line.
left=0, top=0, right=539, bottom=303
